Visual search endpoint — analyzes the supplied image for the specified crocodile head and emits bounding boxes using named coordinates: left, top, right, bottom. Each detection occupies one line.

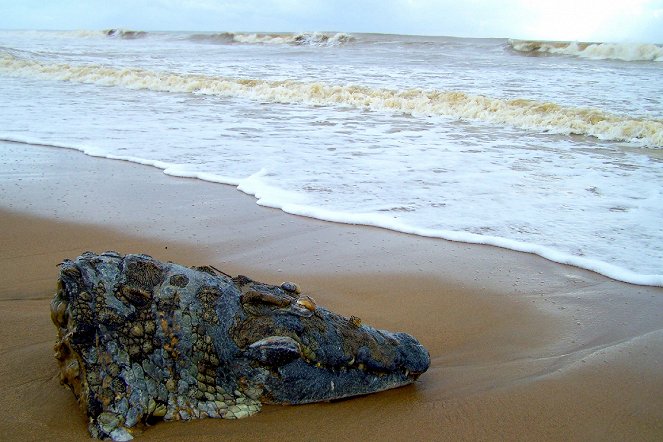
left=52, top=252, right=429, bottom=440
left=231, top=277, right=430, bottom=404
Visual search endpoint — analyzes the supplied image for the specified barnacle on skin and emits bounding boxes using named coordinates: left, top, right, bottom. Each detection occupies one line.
left=280, top=281, right=301, bottom=295
left=350, top=315, right=362, bottom=327
left=52, top=252, right=429, bottom=440
left=296, top=295, right=317, bottom=311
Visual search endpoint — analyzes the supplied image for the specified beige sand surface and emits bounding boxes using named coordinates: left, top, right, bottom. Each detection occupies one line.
left=1, top=141, right=662, bottom=441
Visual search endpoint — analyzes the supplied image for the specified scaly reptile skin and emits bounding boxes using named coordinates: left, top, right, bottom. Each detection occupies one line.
left=51, top=252, right=430, bottom=440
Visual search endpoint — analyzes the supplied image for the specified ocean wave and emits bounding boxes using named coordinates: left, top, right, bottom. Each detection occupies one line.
left=3, top=29, right=352, bottom=46
left=188, top=32, right=237, bottom=44
left=188, top=31, right=354, bottom=46
left=103, top=29, right=148, bottom=39
left=291, top=32, right=354, bottom=47
left=508, top=39, right=663, bottom=62
left=2, top=51, right=662, bottom=147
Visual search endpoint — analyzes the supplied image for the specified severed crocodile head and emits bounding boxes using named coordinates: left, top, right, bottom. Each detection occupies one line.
left=51, top=252, right=429, bottom=440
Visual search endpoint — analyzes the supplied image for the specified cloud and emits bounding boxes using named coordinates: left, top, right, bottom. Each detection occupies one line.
left=516, top=0, right=663, bottom=42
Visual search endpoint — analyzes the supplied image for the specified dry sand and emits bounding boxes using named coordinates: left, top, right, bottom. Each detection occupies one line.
left=1, top=140, right=662, bottom=441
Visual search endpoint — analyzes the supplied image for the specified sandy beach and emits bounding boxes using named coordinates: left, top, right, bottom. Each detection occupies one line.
left=1, top=140, right=662, bottom=441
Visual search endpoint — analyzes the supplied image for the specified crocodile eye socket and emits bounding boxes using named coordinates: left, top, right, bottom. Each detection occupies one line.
left=240, top=290, right=292, bottom=308
left=246, top=336, right=302, bottom=366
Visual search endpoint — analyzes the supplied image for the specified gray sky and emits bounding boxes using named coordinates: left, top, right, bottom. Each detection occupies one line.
left=1, top=0, right=662, bottom=42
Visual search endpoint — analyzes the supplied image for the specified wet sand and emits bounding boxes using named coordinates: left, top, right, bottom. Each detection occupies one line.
left=1, top=141, right=662, bottom=441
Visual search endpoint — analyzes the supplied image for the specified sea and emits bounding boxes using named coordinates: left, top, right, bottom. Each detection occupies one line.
left=1, top=30, right=662, bottom=286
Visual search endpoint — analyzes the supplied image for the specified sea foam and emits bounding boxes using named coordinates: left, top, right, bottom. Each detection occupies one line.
left=1, top=51, right=661, bottom=147
left=509, top=39, right=663, bottom=62
left=187, top=31, right=354, bottom=46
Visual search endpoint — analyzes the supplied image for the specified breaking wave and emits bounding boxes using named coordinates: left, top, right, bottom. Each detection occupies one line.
left=2, top=50, right=662, bottom=147
left=509, top=39, right=663, bottom=62
left=290, top=32, right=354, bottom=47
left=4, top=29, right=352, bottom=46
left=188, top=31, right=354, bottom=47
left=103, top=29, right=148, bottom=39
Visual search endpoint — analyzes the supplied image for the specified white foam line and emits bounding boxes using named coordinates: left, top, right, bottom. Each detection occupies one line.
left=0, top=134, right=244, bottom=187
left=266, top=204, right=663, bottom=287
left=2, top=134, right=661, bottom=287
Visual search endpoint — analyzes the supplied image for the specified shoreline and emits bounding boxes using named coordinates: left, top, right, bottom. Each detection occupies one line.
left=1, top=141, right=663, bottom=440
left=4, top=136, right=660, bottom=287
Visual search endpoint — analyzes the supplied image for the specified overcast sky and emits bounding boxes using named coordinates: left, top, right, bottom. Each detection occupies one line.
left=1, top=0, right=661, bottom=43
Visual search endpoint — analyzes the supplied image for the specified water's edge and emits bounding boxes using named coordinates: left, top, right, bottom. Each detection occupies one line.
left=5, top=135, right=661, bottom=287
